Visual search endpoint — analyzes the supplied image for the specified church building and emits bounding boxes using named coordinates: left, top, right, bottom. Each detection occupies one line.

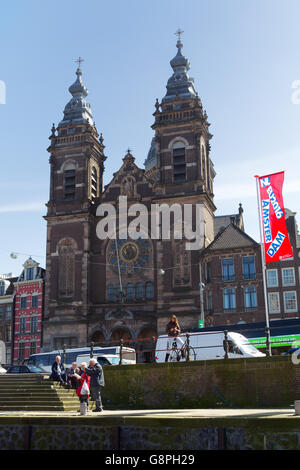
left=43, top=35, right=229, bottom=356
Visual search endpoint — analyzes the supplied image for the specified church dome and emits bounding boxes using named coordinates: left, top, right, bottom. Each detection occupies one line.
left=144, top=137, right=157, bottom=171
left=162, top=37, right=197, bottom=103
left=58, top=63, right=93, bottom=127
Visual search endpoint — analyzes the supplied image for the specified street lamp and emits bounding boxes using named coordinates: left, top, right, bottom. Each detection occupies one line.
left=199, top=261, right=205, bottom=329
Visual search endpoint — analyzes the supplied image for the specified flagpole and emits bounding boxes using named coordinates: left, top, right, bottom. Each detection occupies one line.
left=255, top=176, right=272, bottom=356
left=114, top=222, right=124, bottom=304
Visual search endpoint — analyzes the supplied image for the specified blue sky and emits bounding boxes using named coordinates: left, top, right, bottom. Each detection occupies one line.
left=1, top=0, right=300, bottom=275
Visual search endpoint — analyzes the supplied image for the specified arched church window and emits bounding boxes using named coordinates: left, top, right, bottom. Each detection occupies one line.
left=107, top=284, right=115, bottom=302
left=121, top=176, right=135, bottom=197
left=173, top=142, right=186, bottom=183
left=136, top=283, right=144, bottom=301
left=173, top=240, right=191, bottom=287
left=145, top=282, right=154, bottom=300
left=58, top=239, right=75, bottom=299
left=63, top=163, right=76, bottom=201
left=91, top=166, right=98, bottom=202
left=126, top=283, right=134, bottom=301
left=201, top=145, right=206, bottom=182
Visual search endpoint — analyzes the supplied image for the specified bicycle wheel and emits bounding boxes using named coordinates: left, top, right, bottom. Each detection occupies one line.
left=169, top=348, right=181, bottom=362
left=183, top=345, right=196, bottom=361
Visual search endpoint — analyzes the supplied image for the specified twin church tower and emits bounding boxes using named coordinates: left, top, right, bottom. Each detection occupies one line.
left=43, top=35, right=216, bottom=354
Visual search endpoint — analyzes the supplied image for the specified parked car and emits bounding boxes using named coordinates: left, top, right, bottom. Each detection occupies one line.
left=6, top=365, right=47, bottom=374
left=0, top=365, right=7, bottom=374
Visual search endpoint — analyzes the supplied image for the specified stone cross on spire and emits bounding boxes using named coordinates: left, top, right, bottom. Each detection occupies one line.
left=175, top=28, right=184, bottom=41
left=75, top=57, right=84, bottom=69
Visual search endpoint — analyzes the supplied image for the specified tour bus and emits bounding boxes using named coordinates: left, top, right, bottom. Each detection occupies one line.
left=155, top=331, right=266, bottom=362
left=26, top=346, right=136, bottom=372
left=76, top=353, right=134, bottom=366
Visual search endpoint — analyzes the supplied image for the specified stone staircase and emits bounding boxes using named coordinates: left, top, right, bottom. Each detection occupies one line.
left=0, top=374, right=91, bottom=412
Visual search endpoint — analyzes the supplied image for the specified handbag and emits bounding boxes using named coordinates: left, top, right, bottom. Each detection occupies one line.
left=80, top=379, right=89, bottom=396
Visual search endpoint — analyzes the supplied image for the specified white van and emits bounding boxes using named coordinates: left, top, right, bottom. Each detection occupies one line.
left=155, top=331, right=265, bottom=362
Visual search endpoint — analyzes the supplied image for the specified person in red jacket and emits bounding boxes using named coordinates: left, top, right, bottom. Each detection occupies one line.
left=74, top=362, right=91, bottom=414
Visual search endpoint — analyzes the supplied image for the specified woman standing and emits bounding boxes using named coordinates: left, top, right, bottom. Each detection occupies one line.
left=75, top=362, right=91, bottom=415
left=165, top=314, right=185, bottom=362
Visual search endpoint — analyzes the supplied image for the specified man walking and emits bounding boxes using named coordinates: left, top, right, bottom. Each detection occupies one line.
left=85, top=358, right=105, bottom=412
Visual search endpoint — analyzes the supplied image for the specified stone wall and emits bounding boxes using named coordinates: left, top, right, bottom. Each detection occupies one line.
left=101, top=356, right=299, bottom=409
left=1, top=418, right=300, bottom=450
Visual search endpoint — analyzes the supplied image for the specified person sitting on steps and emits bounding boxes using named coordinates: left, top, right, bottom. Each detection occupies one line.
left=165, top=314, right=185, bottom=362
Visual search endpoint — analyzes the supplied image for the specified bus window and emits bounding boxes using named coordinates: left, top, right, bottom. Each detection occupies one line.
left=122, top=351, right=136, bottom=362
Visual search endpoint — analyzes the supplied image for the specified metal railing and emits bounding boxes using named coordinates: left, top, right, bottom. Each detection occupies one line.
left=86, top=327, right=272, bottom=365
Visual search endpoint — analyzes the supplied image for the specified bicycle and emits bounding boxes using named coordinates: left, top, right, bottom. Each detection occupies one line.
left=168, top=336, right=196, bottom=362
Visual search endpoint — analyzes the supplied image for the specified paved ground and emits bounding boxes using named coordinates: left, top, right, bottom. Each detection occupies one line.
left=0, top=408, right=298, bottom=419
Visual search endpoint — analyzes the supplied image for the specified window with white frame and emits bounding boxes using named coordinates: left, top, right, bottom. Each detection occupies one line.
left=268, top=292, right=280, bottom=314
left=283, top=291, right=298, bottom=313
left=30, top=316, right=38, bottom=334
left=266, top=269, right=278, bottom=287
left=20, top=295, right=27, bottom=309
left=282, top=268, right=295, bottom=286
left=31, top=294, right=39, bottom=308
left=19, top=317, right=26, bottom=334
left=26, top=267, right=34, bottom=281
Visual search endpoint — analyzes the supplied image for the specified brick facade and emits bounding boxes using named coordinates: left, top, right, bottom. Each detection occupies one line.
left=13, top=258, right=45, bottom=363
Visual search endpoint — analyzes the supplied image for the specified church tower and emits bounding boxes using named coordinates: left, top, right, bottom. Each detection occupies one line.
left=145, top=31, right=216, bottom=245
left=144, top=32, right=217, bottom=332
left=43, top=61, right=106, bottom=351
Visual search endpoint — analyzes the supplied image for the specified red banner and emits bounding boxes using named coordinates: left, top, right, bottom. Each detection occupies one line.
left=256, top=171, right=293, bottom=263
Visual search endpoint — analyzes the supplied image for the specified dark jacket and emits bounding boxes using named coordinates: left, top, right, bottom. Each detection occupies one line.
left=166, top=321, right=181, bottom=337
left=50, top=361, right=66, bottom=380
left=85, top=362, right=105, bottom=387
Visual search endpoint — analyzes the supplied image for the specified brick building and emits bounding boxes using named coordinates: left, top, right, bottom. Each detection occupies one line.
left=0, top=274, right=16, bottom=365
left=199, top=207, right=300, bottom=328
left=200, top=219, right=265, bottom=326
left=13, top=258, right=45, bottom=363
left=266, top=209, right=300, bottom=320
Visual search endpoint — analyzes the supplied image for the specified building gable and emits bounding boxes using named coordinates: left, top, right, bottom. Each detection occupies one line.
left=204, top=223, right=259, bottom=253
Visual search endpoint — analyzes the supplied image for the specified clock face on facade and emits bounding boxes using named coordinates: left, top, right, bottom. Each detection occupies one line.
left=107, top=238, right=152, bottom=275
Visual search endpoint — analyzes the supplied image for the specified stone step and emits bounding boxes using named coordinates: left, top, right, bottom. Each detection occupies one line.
left=0, top=399, right=79, bottom=405
left=0, top=395, right=79, bottom=402
left=0, top=378, right=47, bottom=382
left=0, top=375, right=84, bottom=411
left=0, top=387, right=57, bottom=393
left=0, top=376, right=49, bottom=381
left=0, top=405, right=66, bottom=411
left=0, top=400, right=89, bottom=412
left=0, top=390, right=76, bottom=396
left=0, top=382, right=55, bottom=386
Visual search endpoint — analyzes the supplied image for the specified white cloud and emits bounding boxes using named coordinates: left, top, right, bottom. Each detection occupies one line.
left=0, top=202, right=44, bottom=213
